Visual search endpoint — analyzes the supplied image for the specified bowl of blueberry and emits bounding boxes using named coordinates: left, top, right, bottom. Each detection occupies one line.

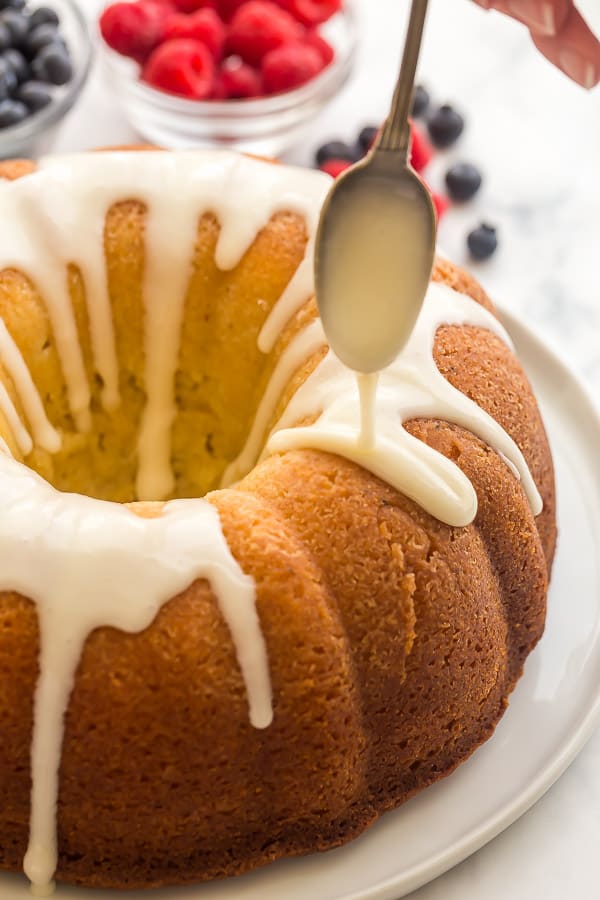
left=0, top=0, right=92, bottom=159
left=98, top=0, right=357, bottom=155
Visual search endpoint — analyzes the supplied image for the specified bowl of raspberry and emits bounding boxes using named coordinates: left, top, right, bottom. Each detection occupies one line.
left=0, top=0, right=92, bottom=159
left=99, top=0, right=357, bottom=155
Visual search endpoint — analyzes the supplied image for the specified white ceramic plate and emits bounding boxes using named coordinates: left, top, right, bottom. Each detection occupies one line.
left=1, top=308, right=599, bottom=900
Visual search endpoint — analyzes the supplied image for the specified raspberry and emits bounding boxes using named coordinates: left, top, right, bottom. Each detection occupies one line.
left=216, top=0, right=247, bottom=19
left=100, top=1, right=167, bottom=63
left=409, top=122, right=432, bottom=173
left=320, top=158, right=351, bottom=178
left=143, top=38, right=215, bottom=98
left=262, top=41, right=324, bottom=94
left=432, top=192, right=449, bottom=220
left=274, top=0, right=342, bottom=26
left=173, top=0, right=218, bottom=11
left=227, top=1, right=303, bottom=67
left=163, top=9, right=226, bottom=60
left=216, top=56, right=262, bottom=98
left=304, top=29, right=334, bottom=66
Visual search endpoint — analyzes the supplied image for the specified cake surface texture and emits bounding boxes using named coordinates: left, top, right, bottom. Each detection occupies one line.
left=0, top=150, right=556, bottom=892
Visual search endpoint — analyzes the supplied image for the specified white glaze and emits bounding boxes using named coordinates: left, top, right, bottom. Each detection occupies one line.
left=263, top=282, right=542, bottom=527
left=222, top=317, right=327, bottom=487
left=0, top=380, right=32, bottom=456
left=0, top=319, right=60, bottom=453
left=0, top=151, right=544, bottom=896
left=357, top=372, right=378, bottom=450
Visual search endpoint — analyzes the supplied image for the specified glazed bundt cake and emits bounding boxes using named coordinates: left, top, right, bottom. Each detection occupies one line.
left=0, top=150, right=555, bottom=894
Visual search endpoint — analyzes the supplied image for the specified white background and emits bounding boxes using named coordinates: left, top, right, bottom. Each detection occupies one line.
left=48, top=1, right=600, bottom=897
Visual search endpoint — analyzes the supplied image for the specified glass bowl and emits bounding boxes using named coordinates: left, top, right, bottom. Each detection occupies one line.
left=98, top=2, right=358, bottom=156
left=0, top=0, right=93, bottom=160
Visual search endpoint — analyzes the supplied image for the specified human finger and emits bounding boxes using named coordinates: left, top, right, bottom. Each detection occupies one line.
left=531, top=4, right=600, bottom=88
left=471, top=0, right=570, bottom=35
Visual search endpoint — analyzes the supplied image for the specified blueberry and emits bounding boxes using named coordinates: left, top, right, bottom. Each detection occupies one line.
left=0, top=9, right=29, bottom=46
left=16, top=79, right=51, bottom=112
left=29, top=7, right=60, bottom=30
left=467, top=224, right=498, bottom=260
left=32, top=42, right=72, bottom=85
left=0, top=55, right=17, bottom=99
left=358, top=125, right=378, bottom=154
left=411, top=84, right=429, bottom=118
left=445, top=163, right=482, bottom=202
left=427, top=104, right=465, bottom=148
left=0, top=97, right=28, bottom=126
left=0, top=21, right=10, bottom=51
left=0, top=0, right=26, bottom=9
left=2, top=47, right=28, bottom=82
left=26, top=23, right=60, bottom=57
left=315, top=140, right=358, bottom=167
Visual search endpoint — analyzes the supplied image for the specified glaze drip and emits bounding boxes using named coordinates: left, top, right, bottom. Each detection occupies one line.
left=0, top=319, right=60, bottom=454
left=0, top=447, right=271, bottom=895
left=230, top=282, right=542, bottom=528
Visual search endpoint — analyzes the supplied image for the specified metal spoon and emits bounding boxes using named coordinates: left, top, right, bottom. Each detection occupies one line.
left=314, top=0, right=435, bottom=377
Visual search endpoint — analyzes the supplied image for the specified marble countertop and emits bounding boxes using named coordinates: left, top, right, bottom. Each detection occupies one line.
left=51, top=1, right=600, bottom=897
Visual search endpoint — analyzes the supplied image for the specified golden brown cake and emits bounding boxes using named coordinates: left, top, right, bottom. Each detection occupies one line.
left=0, top=150, right=555, bottom=892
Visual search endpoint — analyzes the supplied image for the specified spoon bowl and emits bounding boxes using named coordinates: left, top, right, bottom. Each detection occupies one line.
left=315, top=149, right=436, bottom=373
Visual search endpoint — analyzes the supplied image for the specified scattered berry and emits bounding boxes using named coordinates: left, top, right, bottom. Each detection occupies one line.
left=445, top=162, right=482, bottom=202
left=467, top=223, right=498, bottom=260
left=0, top=0, right=27, bottom=6
left=100, top=1, right=167, bottom=63
left=217, top=55, right=262, bottom=97
left=274, top=0, right=341, bottom=26
left=315, top=138, right=356, bottom=167
left=32, top=42, right=72, bottom=84
left=143, top=38, right=215, bottom=98
left=432, top=191, right=449, bottom=220
left=227, top=1, right=302, bottom=67
left=358, top=124, right=378, bottom=153
left=411, top=83, right=429, bottom=117
left=320, top=157, right=351, bottom=178
left=16, top=78, right=52, bottom=111
left=427, top=103, right=464, bottom=148
left=409, top=122, right=432, bottom=173
left=262, top=41, right=324, bottom=94
left=0, top=96, right=27, bottom=125
left=163, top=9, right=226, bottom=61
left=304, top=28, right=334, bottom=66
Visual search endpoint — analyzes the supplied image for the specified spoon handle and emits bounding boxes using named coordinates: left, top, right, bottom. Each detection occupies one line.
left=375, top=0, right=429, bottom=157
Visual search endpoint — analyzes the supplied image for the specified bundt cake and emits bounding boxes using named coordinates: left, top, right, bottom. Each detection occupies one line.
left=0, top=150, right=555, bottom=894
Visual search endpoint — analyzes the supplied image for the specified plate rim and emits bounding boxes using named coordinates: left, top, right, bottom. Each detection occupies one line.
left=342, top=305, right=600, bottom=900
